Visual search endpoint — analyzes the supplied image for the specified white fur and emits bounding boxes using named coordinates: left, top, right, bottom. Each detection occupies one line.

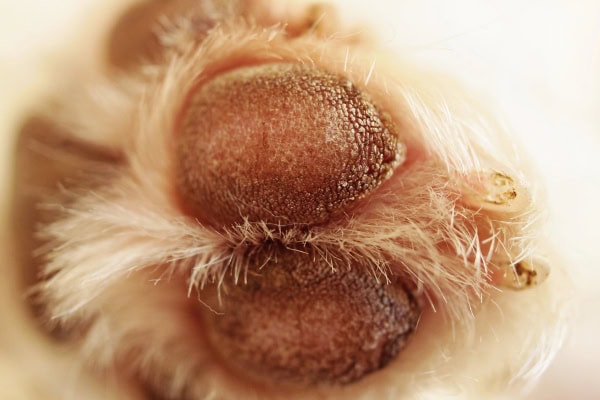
left=2, top=1, right=573, bottom=399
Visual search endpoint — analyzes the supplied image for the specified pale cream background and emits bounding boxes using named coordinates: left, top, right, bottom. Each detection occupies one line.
left=1, top=1, right=598, bottom=399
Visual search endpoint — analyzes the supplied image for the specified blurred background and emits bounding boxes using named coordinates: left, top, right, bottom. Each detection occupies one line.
left=1, top=0, right=598, bottom=399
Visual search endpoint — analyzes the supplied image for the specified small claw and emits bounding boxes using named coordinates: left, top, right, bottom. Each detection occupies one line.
left=458, top=170, right=531, bottom=216
left=494, top=257, right=551, bottom=291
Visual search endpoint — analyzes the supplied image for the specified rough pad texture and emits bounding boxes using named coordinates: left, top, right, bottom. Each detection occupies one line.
left=201, top=250, right=420, bottom=386
left=177, top=63, right=405, bottom=226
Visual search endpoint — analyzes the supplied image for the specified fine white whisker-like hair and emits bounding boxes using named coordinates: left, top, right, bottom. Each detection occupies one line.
left=6, top=2, right=570, bottom=399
